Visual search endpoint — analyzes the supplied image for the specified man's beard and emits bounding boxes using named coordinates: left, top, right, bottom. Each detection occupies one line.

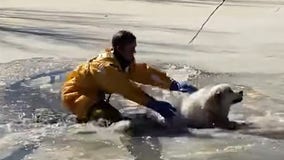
left=113, top=51, right=132, bottom=71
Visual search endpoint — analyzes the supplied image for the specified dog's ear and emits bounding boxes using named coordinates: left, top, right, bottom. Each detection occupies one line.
left=215, top=90, right=221, bottom=96
left=204, top=90, right=223, bottom=125
left=204, top=90, right=222, bottom=111
left=214, top=91, right=222, bottom=106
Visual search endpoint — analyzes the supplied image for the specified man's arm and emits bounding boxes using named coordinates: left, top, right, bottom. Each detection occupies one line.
left=89, top=62, right=176, bottom=118
left=129, top=63, right=198, bottom=94
left=90, top=63, right=152, bottom=106
left=129, top=63, right=173, bottom=89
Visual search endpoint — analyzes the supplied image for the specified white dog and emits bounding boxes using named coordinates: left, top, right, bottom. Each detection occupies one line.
left=119, top=83, right=244, bottom=130
left=177, top=83, right=243, bottom=129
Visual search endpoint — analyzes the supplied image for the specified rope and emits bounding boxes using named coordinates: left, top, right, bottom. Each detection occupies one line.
left=188, top=0, right=226, bottom=45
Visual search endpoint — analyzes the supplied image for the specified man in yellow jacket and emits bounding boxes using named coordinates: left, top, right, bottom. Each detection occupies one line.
left=61, top=30, right=197, bottom=123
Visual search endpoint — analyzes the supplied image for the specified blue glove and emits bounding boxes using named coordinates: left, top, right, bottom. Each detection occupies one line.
left=146, top=99, right=176, bottom=119
left=170, top=80, right=198, bottom=93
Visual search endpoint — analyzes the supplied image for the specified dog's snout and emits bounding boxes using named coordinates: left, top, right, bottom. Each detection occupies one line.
left=239, top=91, right=243, bottom=96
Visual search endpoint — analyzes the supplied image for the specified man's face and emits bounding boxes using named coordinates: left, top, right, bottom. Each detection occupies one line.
left=117, top=41, right=136, bottom=62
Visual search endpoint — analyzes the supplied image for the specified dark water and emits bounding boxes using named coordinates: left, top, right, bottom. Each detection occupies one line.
left=0, top=58, right=283, bottom=160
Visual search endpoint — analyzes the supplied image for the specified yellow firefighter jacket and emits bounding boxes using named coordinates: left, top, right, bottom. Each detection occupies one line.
left=61, top=49, right=173, bottom=120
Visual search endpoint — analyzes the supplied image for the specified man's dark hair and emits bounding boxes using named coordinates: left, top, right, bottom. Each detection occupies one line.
left=112, top=30, right=136, bottom=48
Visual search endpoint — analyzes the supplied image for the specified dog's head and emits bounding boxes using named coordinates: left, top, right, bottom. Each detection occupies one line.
left=212, top=84, right=243, bottom=106
left=207, top=84, right=243, bottom=116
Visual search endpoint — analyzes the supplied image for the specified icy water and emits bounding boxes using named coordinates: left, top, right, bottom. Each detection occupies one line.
left=1, top=0, right=284, bottom=160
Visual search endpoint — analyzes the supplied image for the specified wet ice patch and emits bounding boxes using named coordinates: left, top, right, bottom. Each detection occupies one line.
left=0, top=58, right=80, bottom=125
